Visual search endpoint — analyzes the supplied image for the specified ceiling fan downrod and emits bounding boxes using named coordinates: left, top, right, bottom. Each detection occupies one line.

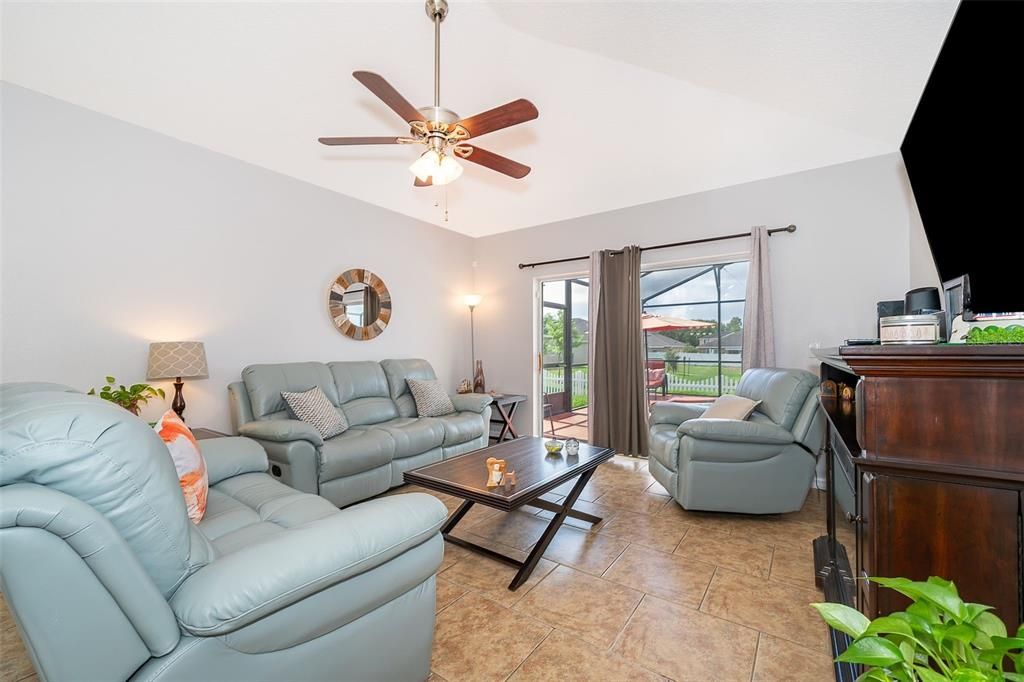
left=426, top=0, right=448, bottom=109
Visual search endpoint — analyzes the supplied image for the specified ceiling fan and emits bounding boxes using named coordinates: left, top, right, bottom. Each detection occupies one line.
left=318, top=0, right=538, bottom=187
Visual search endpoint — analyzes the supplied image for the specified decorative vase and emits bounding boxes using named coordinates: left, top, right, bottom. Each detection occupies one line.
left=473, top=360, right=486, bottom=394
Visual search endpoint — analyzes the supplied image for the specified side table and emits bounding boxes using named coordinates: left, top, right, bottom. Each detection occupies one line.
left=486, top=393, right=527, bottom=443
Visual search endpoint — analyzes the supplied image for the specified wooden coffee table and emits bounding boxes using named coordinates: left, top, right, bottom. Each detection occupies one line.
left=404, top=436, right=614, bottom=590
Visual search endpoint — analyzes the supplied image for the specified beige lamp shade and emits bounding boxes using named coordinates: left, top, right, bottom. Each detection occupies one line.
left=147, top=341, right=209, bottom=380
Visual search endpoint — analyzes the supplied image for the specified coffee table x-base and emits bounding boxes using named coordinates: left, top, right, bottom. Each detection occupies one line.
left=403, top=436, right=614, bottom=590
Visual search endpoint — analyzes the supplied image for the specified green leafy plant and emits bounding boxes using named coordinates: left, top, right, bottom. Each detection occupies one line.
left=664, top=348, right=680, bottom=371
left=88, top=376, right=165, bottom=415
left=965, top=324, right=1024, bottom=345
left=813, top=576, right=1024, bottom=681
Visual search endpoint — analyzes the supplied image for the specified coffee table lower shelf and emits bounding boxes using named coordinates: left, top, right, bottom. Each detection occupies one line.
left=440, top=467, right=601, bottom=591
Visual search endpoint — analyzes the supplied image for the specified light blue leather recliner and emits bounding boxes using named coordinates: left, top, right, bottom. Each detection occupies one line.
left=648, top=368, right=824, bottom=515
left=0, top=383, right=447, bottom=682
left=228, top=358, right=492, bottom=508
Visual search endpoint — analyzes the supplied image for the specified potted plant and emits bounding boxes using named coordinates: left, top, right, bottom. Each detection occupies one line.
left=813, top=576, right=1024, bottom=681
left=88, top=376, right=165, bottom=416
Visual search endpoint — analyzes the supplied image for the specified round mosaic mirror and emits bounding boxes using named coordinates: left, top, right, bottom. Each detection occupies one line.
left=328, top=269, right=392, bottom=340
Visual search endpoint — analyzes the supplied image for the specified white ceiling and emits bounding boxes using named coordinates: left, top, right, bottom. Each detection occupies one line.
left=2, top=1, right=956, bottom=237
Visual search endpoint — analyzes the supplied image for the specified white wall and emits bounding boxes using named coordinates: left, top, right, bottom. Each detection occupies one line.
left=1, top=84, right=941, bottom=439
left=471, top=152, right=940, bottom=434
left=1, top=84, right=475, bottom=430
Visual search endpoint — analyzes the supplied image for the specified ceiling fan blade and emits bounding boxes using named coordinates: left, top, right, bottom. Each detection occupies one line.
left=455, top=99, right=538, bottom=139
left=414, top=176, right=433, bottom=187
left=454, top=145, right=531, bottom=179
left=318, top=136, right=404, bottom=146
left=353, top=71, right=425, bottom=124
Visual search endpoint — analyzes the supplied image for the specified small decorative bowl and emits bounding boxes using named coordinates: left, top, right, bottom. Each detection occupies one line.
left=544, top=439, right=563, bottom=454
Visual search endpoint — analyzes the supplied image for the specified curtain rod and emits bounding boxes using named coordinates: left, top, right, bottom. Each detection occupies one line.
left=517, top=224, right=797, bottom=270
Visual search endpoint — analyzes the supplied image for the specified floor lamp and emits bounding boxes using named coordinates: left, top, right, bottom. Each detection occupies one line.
left=464, top=294, right=482, bottom=377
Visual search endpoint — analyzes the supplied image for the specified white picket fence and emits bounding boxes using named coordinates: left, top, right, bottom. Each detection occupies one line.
left=542, top=369, right=738, bottom=397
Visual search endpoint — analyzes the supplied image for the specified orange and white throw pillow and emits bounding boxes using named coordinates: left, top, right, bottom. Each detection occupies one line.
left=154, top=410, right=208, bottom=524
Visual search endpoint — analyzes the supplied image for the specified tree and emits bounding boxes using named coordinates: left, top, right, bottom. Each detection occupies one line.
left=543, top=311, right=585, bottom=357
left=723, top=316, right=743, bottom=334
left=664, top=348, right=680, bottom=371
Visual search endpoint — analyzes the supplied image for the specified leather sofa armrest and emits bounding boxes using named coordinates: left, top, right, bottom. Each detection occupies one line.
left=199, top=437, right=269, bottom=485
left=170, top=493, right=447, bottom=636
left=678, top=418, right=795, bottom=444
left=450, top=393, right=493, bottom=414
left=650, top=401, right=708, bottom=426
left=237, top=419, right=324, bottom=447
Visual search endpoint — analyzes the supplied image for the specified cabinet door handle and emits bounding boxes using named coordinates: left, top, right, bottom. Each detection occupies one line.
left=846, top=512, right=864, bottom=525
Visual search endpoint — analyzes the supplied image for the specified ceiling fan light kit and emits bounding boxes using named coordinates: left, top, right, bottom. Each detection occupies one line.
left=318, top=0, right=538, bottom=188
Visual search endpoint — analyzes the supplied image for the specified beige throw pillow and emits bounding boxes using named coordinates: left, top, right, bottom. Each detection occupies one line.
left=700, top=394, right=761, bottom=420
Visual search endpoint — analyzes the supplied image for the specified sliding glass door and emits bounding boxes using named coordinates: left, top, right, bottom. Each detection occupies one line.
left=535, top=261, right=745, bottom=440
left=540, top=277, right=589, bottom=441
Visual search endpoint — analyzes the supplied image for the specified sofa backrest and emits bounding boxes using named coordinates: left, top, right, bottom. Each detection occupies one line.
left=0, top=385, right=200, bottom=598
left=327, top=361, right=398, bottom=426
left=236, top=359, right=439, bottom=427
left=242, top=362, right=339, bottom=421
left=736, top=368, right=818, bottom=431
left=381, top=358, right=437, bottom=418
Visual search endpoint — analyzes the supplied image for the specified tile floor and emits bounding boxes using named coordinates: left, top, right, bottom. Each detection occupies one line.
left=417, top=455, right=846, bottom=682
left=0, top=455, right=848, bottom=682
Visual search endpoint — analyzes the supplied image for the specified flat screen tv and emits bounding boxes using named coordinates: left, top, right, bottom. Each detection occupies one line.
left=900, top=0, right=1024, bottom=316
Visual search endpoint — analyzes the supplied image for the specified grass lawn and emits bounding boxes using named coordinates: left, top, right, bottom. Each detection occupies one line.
left=546, top=362, right=741, bottom=408
left=665, top=364, right=742, bottom=381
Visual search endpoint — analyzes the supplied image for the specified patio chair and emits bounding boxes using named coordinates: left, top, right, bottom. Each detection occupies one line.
left=646, top=360, right=667, bottom=398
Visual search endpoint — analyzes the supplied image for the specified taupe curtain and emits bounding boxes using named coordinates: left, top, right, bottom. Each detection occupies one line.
left=741, top=226, right=776, bottom=370
left=588, top=246, right=649, bottom=457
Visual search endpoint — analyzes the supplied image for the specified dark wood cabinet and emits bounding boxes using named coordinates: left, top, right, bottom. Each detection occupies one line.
left=842, top=345, right=1024, bottom=631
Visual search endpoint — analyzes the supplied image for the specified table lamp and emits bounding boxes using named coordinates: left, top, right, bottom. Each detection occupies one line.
left=147, top=341, right=208, bottom=421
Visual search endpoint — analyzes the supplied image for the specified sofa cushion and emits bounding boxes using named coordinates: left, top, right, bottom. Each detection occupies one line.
left=327, top=361, right=399, bottom=426
left=380, top=359, right=437, bottom=417
left=281, top=386, right=349, bottom=438
left=319, top=427, right=396, bottom=481
left=243, top=362, right=338, bottom=420
left=198, top=473, right=338, bottom=557
left=436, top=412, right=485, bottom=447
left=370, top=417, right=444, bottom=458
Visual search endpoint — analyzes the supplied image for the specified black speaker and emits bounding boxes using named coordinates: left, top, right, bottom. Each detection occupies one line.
left=877, top=300, right=905, bottom=336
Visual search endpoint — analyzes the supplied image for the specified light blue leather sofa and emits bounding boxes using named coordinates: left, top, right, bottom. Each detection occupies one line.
left=228, top=359, right=492, bottom=508
left=648, top=368, right=824, bottom=514
left=0, top=383, right=447, bottom=682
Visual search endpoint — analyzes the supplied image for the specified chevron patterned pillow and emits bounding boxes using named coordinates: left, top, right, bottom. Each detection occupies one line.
left=281, top=386, right=349, bottom=439
left=407, top=379, right=456, bottom=417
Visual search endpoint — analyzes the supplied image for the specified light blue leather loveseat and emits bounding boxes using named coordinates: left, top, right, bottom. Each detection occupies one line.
left=0, top=383, right=447, bottom=681
left=648, top=368, right=824, bottom=514
left=228, top=359, right=492, bottom=508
